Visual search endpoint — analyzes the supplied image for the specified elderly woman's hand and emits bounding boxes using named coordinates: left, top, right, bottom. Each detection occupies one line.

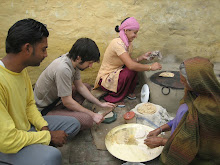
left=147, top=128, right=161, bottom=137
left=144, top=137, right=167, bottom=148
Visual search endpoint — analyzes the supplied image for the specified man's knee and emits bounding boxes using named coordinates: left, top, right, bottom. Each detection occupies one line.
left=42, top=147, right=62, bottom=165
left=65, top=116, right=81, bottom=137
left=80, top=114, right=93, bottom=130
left=0, top=145, right=62, bottom=165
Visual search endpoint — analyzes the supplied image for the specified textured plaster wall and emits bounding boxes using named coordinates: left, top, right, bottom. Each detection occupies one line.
left=0, top=0, right=220, bottom=85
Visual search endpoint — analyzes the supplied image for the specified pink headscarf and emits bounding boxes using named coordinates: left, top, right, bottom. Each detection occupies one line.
left=119, top=17, right=140, bottom=47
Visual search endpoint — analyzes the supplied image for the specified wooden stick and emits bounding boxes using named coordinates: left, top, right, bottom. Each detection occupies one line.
left=102, top=107, right=115, bottom=117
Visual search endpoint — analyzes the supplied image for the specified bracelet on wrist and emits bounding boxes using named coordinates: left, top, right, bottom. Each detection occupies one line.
left=149, top=65, right=152, bottom=71
left=136, top=58, right=139, bottom=62
left=159, top=127, right=162, bottom=133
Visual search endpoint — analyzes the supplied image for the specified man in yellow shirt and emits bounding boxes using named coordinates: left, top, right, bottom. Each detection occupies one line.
left=0, top=18, right=80, bottom=165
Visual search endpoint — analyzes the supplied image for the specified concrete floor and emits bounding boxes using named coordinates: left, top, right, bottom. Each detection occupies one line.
left=58, top=86, right=161, bottom=165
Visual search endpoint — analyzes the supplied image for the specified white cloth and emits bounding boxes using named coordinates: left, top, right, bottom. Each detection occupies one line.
left=131, top=102, right=173, bottom=129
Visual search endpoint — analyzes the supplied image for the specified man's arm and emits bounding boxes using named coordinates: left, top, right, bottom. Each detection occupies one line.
left=0, top=78, right=51, bottom=153
left=26, top=91, right=68, bottom=148
left=40, top=126, right=68, bottom=147
left=0, top=105, right=66, bottom=153
left=61, top=95, right=104, bottom=124
left=73, top=79, right=115, bottom=108
left=0, top=104, right=51, bottom=153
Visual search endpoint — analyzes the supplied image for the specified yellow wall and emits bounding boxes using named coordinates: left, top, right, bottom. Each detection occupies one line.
left=0, top=0, right=220, bottom=85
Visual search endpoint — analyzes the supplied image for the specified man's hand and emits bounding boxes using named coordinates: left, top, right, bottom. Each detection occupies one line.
left=50, top=130, right=68, bottom=147
left=41, top=126, right=49, bottom=131
left=144, top=137, right=166, bottom=148
left=92, top=113, right=104, bottom=124
left=99, top=102, right=116, bottom=108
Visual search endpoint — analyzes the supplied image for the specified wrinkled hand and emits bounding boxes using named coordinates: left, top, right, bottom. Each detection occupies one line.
left=150, top=62, right=162, bottom=71
left=144, top=137, right=165, bottom=148
left=147, top=129, right=160, bottom=138
left=50, top=130, right=68, bottom=147
left=93, top=113, right=104, bottom=124
left=100, top=102, right=116, bottom=109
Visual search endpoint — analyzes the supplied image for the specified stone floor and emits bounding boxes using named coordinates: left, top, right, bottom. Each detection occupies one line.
left=58, top=85, right=161, bottom=165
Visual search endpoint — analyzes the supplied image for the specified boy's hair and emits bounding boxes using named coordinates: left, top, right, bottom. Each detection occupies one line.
left=6, top=18, right=49, bottom=54
left=68, top=38, right=100, bottom=63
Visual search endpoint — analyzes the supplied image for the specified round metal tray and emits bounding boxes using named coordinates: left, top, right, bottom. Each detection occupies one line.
left=150, top=71, right=184, bottom=89
left=105, top=124, right=164, bottom=162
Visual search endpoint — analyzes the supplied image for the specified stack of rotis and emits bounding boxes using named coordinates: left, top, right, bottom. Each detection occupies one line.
left=131, top=102, right=173, bottom=128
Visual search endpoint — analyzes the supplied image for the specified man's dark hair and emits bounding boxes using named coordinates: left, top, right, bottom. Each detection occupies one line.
left=6, top=18, right=49, bottom=54
left=68, top=38, right=100, bottom=63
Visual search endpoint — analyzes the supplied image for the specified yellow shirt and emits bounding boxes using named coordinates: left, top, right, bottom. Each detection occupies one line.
left=94, top=38, right=132, bottom=92
left=0, top=66, right=50, bottom=153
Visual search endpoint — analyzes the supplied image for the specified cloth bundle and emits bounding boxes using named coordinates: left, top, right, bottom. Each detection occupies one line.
left=146, top=50, right=163, bottom=60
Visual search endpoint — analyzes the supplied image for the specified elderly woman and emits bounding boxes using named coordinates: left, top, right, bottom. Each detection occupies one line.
left=94, top=17, right=162, bottom=107
left=144, top=56, right=220, bottom=164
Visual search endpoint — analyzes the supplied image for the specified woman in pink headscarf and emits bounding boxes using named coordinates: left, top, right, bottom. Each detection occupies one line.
left=94, top=17, right=162, bottom=107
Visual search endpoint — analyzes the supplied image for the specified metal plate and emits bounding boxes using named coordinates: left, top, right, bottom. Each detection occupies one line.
left=150, top=71, right=184, bottom=89
left=141, top=84, right=150, bottom=103
left=105, top=124, right=163, bottom=162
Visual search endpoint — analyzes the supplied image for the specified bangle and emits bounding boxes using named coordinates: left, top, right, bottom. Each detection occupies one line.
left=159, top=127, right=162, bottom=133
left=136, top=58, right=139, bottom=62
left=149, top=65, right=152, bottom=71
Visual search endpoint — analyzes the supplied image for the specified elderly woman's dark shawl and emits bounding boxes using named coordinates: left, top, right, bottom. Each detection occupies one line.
left=160, top=57, right=220, bottom=165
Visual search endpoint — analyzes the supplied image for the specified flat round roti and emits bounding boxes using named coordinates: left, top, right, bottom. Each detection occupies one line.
left=135, top=129, right=146, bottom=139
left=159, top=72, right=174, bottom=77
left=98, top=111, right=114, bottom=119
left=104, top=112, right=114, bottom=118
left=137, top=103, right=156, bottom=115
